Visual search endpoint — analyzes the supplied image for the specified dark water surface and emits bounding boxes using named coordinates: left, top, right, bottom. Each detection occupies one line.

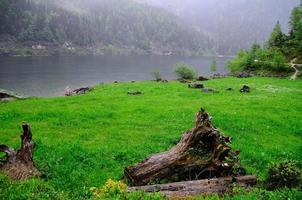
left=0, top=55, right=230, bottom=97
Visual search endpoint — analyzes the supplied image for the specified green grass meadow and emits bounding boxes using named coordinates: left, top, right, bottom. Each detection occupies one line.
left=0, top=77, right=301, bottom=199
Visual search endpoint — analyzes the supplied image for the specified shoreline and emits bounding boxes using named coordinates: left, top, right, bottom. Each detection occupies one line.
left=0, top=51, right=194, bottom=58
left=0, top=36, right=235, bottom=58
left=0, top=49, right=236, bottom=58
left=1, top=75, right=299, bottom=99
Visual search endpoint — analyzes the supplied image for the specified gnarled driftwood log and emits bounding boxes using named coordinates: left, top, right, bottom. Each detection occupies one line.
left=128, top=175, right=257, bottom=197
left=124, top=108, right=245, bottom=186
left=0, top=89, right=26, bottom=101
left=0, top=123, right=41, bottom=179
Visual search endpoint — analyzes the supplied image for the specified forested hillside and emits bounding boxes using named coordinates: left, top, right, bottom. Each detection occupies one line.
left=0, top=0, right=299, bottom=56
left=0, top=0, right=212, bottom=56
left=146, top=0, right=300, bottom=55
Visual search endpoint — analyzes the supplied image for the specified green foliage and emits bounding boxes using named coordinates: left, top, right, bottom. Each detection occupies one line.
left=290, top=6, right=302, bottom=41
left=230, top=3, right=302, bottom=73
left=267, top=21, right=286, bottom=50
left=173, top=62, right=197, bottom=80
left=90, top=179, right=163, bottom=199
left=265, top=160, right=301, bottom=190
left=253, top=48, right=288, bottom=72
left=90, top=179, right=127, bottom=199
left=228, top=50, right=249, bottom=72
left=288, top=4, right=302, bottom=61
left=0, top=78, right=302, bottom=199
left=219, top=187, right=302, bottom=200
left=151, top=70, right=162, bottom=81
left=0, top=174, right=70, bottom=200
left=228, top=45, right=289, bottom=73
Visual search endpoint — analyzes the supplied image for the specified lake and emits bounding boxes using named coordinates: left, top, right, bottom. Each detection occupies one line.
left=0, top=55, right=230, bottom=97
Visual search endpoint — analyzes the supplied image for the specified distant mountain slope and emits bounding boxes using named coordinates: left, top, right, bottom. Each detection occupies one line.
left=0, top=0, right=212, bottom=55
left=146, top=0, right=300, bottom=54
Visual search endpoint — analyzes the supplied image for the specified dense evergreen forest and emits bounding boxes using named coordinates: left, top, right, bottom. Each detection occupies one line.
left=0, top=0, right=212, bottom=56
left=0, top=0, right=300, bottom=56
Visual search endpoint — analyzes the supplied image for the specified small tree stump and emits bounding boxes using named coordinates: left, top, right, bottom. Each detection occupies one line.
left=124, top=108, right=245, bottom=186
left=0, top=124, right=41, bottom=180
left=240, top=85, right=250, bottom=93
left=188, top=83, right=204, bottom=89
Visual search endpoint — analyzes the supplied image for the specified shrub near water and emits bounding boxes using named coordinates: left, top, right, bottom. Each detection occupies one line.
left=228, top=44, right=290, bottom=73
left=151, top=70, right=162, bottom=81
left=173, top=62, right=197, bottom=80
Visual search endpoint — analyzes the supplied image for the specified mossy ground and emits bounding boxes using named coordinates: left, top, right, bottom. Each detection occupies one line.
left=0, top=77, right=301, bottom=199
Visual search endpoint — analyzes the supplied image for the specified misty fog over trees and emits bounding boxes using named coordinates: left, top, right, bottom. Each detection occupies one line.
left=0, top=0, right=300, bottom=55
left=1, top=1, right=302, bottom=200
left=146, top=0, right=299, bottom=54
left=0, top=0, right=211, bottom=55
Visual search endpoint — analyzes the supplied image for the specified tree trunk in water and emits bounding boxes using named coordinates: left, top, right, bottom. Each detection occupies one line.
left=124, top=108, right=246, bottom=186
left=128, top=176, right=257, bottom=197
left=0, top=124, right=41, bottom=180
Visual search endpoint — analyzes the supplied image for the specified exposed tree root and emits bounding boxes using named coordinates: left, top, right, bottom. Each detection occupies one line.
left=0, top=124, right=41, bottom=180
left=124, top=108, right=246, bottom=186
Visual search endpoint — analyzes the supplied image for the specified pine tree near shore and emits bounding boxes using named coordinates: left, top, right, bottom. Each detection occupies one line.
left=267, top=21, right=286, bottom=50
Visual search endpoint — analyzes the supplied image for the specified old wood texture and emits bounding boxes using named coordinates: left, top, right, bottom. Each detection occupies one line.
left=124, top=108, right=246, bottom=186
left=128, top=175, right=257, bottom=197
left=0, top=124, right=41, bottom=180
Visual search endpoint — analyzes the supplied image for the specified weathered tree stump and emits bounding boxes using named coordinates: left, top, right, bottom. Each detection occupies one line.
left=124, top=108, right=245, bottom=186
left=0, top=124, right=41, bottom=180
left=240, top=85, right=250, bottom=93
left=128, top=175, right=257, bottom=197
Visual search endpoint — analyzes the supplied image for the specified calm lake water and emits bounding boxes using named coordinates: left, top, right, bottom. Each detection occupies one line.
left=0, top=55, right=230, bottom=97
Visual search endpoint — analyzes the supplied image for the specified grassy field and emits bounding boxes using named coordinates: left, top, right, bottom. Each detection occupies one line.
left=0, top=77, right=301, bottom=199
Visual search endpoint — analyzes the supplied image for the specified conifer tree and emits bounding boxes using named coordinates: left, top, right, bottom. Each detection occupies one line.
left=267, top=21, right=285, bottom=49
